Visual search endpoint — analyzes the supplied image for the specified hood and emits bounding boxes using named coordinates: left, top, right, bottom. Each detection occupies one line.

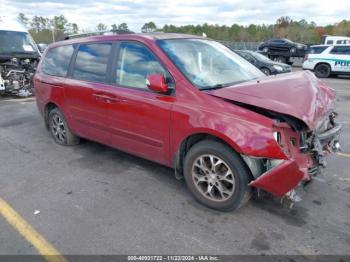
left=266, top=61, right=291, bottom=71
left=207, top=71, right=336, bottom=130
left=269, top=61, right=291, bottom=68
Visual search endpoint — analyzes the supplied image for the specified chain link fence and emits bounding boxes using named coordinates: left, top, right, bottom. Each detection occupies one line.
left=218, top=40, right=304, bottom=66
left=218, top=41, right=260, bottom=51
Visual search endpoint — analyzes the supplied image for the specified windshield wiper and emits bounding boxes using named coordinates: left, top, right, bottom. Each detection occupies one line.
left=200, top=80, right=244, bottom=90
left=200, top=84, right=226, bottom=90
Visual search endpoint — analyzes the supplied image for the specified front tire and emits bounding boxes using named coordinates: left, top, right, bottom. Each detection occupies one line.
left=314, top=64, right=331, bottom=78
left=48, top=108, right=80, bottom=146
left=183, top=140, right=252, bottom=211
left=261, top=67, right=271, bottom=75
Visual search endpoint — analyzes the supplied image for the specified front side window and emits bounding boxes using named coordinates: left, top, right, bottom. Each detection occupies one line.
left=309, top=46, right=328, bottom=54
left=271, top=40, right=285, bottom=44
left=73, top=43, right=112, bottom=83
left=42, top=45, right=74, bottom=77
left=158, top=39, right=264, bottom=89
left=116, top=42, right=169, bottom=89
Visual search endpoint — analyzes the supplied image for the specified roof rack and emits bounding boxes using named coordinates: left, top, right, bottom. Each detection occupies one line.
left=64, top=29, right=134, bottom=40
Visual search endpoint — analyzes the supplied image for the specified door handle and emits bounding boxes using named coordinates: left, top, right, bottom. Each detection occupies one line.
left=92, top=93, right=121, bottom=103
left=37, top=79, right=63, bottom=88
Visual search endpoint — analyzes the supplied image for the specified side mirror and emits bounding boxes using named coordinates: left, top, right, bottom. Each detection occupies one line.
left=146, top=74, right=168, bottom=93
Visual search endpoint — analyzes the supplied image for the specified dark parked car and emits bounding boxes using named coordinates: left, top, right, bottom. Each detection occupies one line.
left=258, top=38, right=307, bottom=64
left=34, top=33, right=341, bottom=211
left=235, top=50, right=291, bottom=75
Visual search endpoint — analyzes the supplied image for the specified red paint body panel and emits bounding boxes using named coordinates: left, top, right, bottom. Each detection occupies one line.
left=249, top=160, right=305, bottom=197
left=33, top=34, right=339, bottom=197
left=208, top=70, right=336, bottom=130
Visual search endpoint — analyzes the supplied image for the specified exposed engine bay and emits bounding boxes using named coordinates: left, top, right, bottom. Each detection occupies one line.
left=0, top=57, right=38, bottom=97
left=242, top=108, right=341, bottom=204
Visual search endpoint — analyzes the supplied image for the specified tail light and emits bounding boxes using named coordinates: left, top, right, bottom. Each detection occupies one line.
left=304, top=54, right=309, bottom=62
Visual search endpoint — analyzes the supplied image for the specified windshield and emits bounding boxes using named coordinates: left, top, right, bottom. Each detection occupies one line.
left=157, top=39, right=264, bottom=89
left=0, top=30, right=38, bottom=54
left=249, top=51, right=271, bottom=62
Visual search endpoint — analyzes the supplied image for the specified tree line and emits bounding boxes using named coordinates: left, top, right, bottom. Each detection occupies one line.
left=17, top=13, right=350, bottom=45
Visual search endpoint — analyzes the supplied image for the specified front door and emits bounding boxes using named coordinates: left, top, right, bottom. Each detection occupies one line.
left=104, top=41, right=175, bottom=165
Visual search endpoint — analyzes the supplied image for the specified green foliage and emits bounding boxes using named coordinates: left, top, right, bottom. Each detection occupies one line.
left=15, top=14, right=350, bottom=45
left=141, top=22, right=157, bottom=33
left=161, top=17, right=350, bottom=44
left=118, top=23, right=128, bottom=31
left=96, top=23, right=107, bottom=32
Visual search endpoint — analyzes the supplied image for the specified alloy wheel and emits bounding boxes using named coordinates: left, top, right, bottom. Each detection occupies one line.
left=51, top=114, right=67, bottom=144
left=191, top=154, right=235, bottom=202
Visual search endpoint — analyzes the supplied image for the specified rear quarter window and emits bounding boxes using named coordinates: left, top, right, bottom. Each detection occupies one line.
left=41, top=45, right=74, bottom=77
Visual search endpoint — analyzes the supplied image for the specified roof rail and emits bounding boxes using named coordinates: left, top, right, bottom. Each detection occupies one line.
left=64, top=29, right=134, bottom=40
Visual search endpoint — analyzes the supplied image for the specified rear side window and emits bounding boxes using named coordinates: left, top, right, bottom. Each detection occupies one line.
left=116, top=42, right=168, bottom=89
left=330, top=46, right=350, bottom=55
left=336, top=40, right=347, bottom=44
left=309, top=46, right=328, bottom=54
left=73, top=43, right=112, bottom=83
left=42, top=45, right=74, bottom=77
left=326, top=40, right=333, bottom=45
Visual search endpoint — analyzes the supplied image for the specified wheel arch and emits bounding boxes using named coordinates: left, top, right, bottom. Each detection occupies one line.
left=314, top=61, right=331, bottom=70
left=44, top=102, right=59, bottom=128
left=173, top=131, right=248, bottom=179
left=260, top=67, right=271, bottom=75
left=314, top=62, right=332, bottom=77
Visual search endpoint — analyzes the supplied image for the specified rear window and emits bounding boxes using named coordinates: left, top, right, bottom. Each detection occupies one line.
left=309, top=46, right=328, bottom=54
left=330, top=46, right=350, bottom=55
left=72, top=43, right=112, bottom=83
left=42, top=45, right=74, bottom=77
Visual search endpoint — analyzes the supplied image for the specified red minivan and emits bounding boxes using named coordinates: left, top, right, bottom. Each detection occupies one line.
left=34, top=33, right=342, bottom=211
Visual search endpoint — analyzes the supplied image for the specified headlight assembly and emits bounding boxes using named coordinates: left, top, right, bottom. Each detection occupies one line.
left=273, top=65, right=284, bottom=72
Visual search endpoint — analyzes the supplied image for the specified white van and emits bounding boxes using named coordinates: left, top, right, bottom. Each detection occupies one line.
left=0, top=17, right=40, bottom=96
left=323, top=35, right=350, bottom=45
left=303, top=44, right=350, bottom=78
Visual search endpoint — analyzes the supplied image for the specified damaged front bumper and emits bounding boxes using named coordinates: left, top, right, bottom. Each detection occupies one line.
left=249, top=160, right=304, bottom=197
left=246, top=117, right=342, bottom=199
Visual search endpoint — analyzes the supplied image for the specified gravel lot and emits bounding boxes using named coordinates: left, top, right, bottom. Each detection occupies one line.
left=0, top=74, right=349, bottom=256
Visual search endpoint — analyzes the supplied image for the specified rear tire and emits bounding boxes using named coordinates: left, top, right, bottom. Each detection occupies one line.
left=183, top=140, right=252, bottom=211
left=314, top=63, right=331, bottom=78
left=48, top=108, right=80, bottom=146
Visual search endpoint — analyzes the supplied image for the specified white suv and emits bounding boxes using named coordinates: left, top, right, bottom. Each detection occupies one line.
left=303, top=45, right=350, bottom=78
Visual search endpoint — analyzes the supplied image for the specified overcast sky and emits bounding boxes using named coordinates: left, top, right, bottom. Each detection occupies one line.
left=1, top=0, right=350, bottom=32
